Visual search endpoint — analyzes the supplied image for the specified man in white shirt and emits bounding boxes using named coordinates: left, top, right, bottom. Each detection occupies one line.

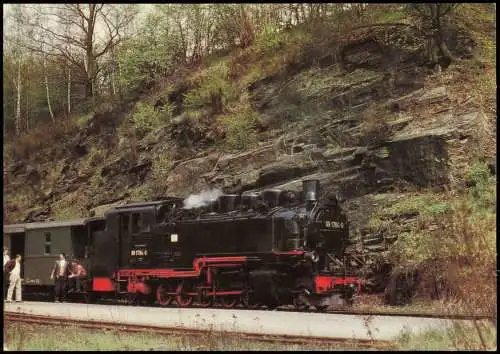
left=51, top=253, right=70, bottom=302
left=3, top=247, right=10, bottom=297
left=6, top=254, right=22, bottom=302
left=3, top=247, right=10, bottom=268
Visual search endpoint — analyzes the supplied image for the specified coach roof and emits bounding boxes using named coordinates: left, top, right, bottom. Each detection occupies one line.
left=25, top=219, right=88, bottom=229
left=3, top=223, right=25, bottom=234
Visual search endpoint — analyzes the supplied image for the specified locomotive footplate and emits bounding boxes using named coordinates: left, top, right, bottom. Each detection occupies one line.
left=295, top=274, right=362, bottom=309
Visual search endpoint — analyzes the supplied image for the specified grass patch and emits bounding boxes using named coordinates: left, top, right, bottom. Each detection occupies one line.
left=10, top=119, right=78, bottom=160
left=128, top=185, right=153, bottom=202
left=4, top=322, right=368, bottom=351
left=397, top=321, right=496, bottom=350
left=366, top=193, right=449, bottom=232
left=51, top=192, right=87, bottom=220
left=353, top=295, right=497, bottom=320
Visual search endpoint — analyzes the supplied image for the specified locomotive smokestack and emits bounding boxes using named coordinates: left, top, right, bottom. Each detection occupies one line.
left=302, top=179, right=320, bottom=203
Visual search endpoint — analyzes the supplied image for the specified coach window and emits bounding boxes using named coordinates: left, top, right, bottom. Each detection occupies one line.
left=44, top=231, right=52, bottom=255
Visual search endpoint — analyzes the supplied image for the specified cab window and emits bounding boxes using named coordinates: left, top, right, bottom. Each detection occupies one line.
left=131, top=213, right=141, bottom=234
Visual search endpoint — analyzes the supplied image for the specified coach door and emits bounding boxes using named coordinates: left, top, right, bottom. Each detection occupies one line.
left=119, top=213, right=131, bottom=267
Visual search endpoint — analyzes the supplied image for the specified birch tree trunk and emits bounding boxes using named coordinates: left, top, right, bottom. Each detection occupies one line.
left=25, top=65, right=29, bottom=131
left=15, top=59, right=22, bottom=136
left=43, top=55, right=55, bottom=122
left=67, top=63, right=71, bottom=115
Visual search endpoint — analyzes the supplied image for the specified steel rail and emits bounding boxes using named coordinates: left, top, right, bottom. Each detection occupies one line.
left=4, top=312, right=395, bottom=350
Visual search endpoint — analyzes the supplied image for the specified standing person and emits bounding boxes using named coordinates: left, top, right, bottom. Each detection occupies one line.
left=3, top=247, right=11, bottom=297
left=3, top=246, right=10, bottom=268
left=5, top=254, right=22, bottom=303
left=50, top=253, right=70, bottom=302
left=68, top=260, right=87, bottom=293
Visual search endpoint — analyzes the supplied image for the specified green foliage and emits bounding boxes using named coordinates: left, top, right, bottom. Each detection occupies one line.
left=254, top=23, right=285, bottom=55
left=426, top=203, right=450, bottom=214
left=374, top=6, right=406, bottom=22
left=239, top=65, right=266, bottom=88
left=466, top=162, right=496, bottom=213
left=388, top=164, right=496, bottom=312
left=151, top=154, right=171, bottom=181
left=131, top=102, right=171, bottom=138
left=75, top=113, right=93, bottom=129
left=217, top=107, right=259, bottom=151
left=184, top=60, right=236, bottom=112
left=117, top=11, right=180, bottom=94
left=384, top=195, right=451, bottom=218
left=81, top=148, right=106, bottom=173
left=129, top=185, right=152, bottom=202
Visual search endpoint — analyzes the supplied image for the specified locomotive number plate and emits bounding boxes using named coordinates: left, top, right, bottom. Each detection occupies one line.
left=324, top=220, right=344, bottom=228
left=131, top=249, right=148, bottom=256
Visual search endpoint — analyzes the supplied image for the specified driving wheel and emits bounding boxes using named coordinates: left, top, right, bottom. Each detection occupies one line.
left=176, top=281, right=194, bottom=308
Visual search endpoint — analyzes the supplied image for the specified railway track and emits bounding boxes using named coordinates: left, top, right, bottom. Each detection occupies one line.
left=4, top=311, right=395, bottom=350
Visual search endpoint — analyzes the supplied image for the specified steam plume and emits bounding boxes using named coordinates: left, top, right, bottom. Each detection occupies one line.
left=183, top=188, right=223, bottom=209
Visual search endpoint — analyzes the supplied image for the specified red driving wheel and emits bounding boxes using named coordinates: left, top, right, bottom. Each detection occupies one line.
left=176, top=281, right=194, bottom=308
left=156, top=283, right=174, bottom=306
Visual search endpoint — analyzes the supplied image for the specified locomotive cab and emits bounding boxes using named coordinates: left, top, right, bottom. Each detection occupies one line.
left=91, top=199, right=183, bottom=277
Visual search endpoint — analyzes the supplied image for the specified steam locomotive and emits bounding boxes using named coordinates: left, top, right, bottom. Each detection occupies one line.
left=4, top=179, right=364, bottom=311
left=89, top=179, right=363, bottom=310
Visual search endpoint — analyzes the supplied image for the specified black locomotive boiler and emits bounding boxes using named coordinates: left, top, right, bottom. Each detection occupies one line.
left=89, top=179, right=364, bottom=310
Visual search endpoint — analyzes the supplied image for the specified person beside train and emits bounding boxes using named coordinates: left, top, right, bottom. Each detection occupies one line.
left=68, top=260, right=87, bottom=293
left=50, top=253, right=71, bottom=302
left=3, top=246, right=11, bottom=297
left=5, top=254, right=23, bottom=303
left=3, top=246, right=10, bottom=267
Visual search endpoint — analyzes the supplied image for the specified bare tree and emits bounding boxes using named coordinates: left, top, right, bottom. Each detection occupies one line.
left=16, top=4, right=137, bottom=102
left=408, top=4, right=460, bottom=66
left=43, top=52, right=55, bottom=122
left=15, top=54, right=22, bottom=135
left=8, top=4, right=25, bottom=136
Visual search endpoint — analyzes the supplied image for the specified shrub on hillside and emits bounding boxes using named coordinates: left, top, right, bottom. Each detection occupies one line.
left=217, top=107, right=259, bottom=151
left=389, top=163, right=496, bottom=317
left=11, top=119, right=78, bottom=160
left=132, top=102, right=172, bottom=138
left=254, top=23, right=286, bottom=55
left=184, top=61, right=236, bottom=114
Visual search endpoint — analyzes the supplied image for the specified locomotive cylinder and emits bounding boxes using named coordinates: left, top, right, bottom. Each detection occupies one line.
left=127, top=281, right=152, bottom=295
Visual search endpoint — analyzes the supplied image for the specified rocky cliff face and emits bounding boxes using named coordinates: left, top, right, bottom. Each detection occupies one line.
left=3, top=24, right=487, bottom=252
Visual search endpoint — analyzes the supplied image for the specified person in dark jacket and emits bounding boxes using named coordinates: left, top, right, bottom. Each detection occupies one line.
left=50, top=253, right=71, bottom=302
